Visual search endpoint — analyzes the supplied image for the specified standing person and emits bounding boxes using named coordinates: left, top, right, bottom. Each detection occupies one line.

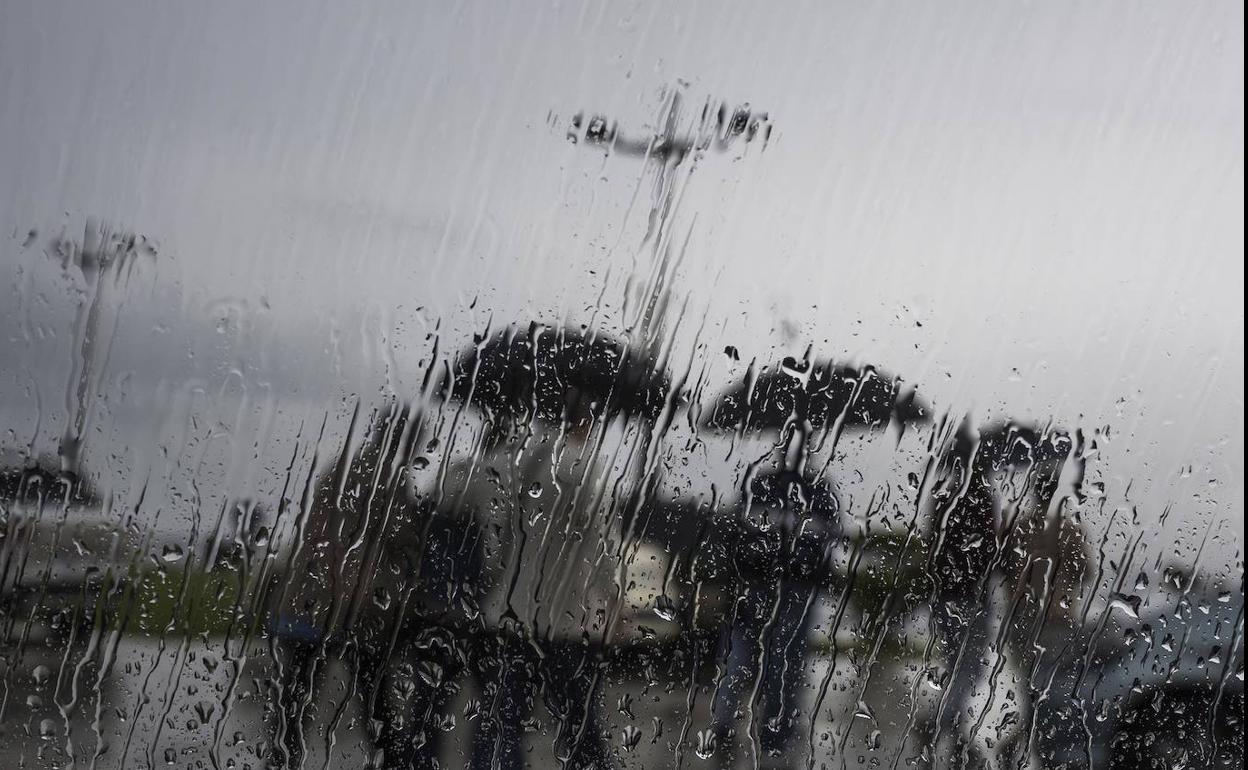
left=268, top=400, right=482, bottom=769
left=701, top=354, right=929, bottom=769
left=922, top=418, right=1084, bottom=769
left=705, top=470, right=838, bottom=769
left=444, top=322, right=671, bottom=769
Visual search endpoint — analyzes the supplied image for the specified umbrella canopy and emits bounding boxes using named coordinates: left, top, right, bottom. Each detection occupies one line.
left=705, top=356, right=928, bottom=433
left=446, top=323, right=670, bottom=428
left=945, top=418, right=1075, bottom=474
left=0, top=457, right=100, bottom=508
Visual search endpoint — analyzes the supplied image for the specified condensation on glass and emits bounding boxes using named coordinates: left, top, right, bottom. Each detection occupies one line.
left=0, top=3, right=1242, bottom=769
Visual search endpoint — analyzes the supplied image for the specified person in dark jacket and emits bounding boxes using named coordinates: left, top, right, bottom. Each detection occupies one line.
left=268, top=400, right=484, bottom=768
left=922, top=417, right=1087, bottom=768
left=441, top=322, right=671, bottom=769
left=697, top=354, right=928, bottom=768
left=704, top=470, right=839, bottom=767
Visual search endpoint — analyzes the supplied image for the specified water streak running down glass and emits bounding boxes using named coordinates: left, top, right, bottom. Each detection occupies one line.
left=0, top=2, right=1243, bottom=769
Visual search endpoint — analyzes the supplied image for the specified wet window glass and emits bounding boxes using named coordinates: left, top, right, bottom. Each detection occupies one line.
left=1, top=3, right=1242, bottom=769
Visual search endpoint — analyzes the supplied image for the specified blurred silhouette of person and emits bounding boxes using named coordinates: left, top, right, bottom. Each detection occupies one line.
left=268, top=400, right=484, bottom=768
left=697, top=353, right=929, bottom=768
left=443, top=322, right=670, bottom=769
left=705, top=471, right=839, bottom=768
left=705, top=355, right=927, bottom=441
left=921, top=417, right=1086, bottom=768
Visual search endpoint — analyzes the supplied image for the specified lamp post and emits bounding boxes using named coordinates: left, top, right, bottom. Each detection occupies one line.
left=53, top=219, right=156, bottom=477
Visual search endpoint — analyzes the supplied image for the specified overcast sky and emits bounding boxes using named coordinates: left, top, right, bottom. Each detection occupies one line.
left=1, top=1, right=1242, bottom=555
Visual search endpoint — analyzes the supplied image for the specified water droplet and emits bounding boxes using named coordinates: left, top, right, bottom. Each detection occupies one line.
left=621, top=724, right=642, bottom=751
left=695, top=729, right=718, bottom=759
left=1110, top=592, right=1142, bottom=619
left=653, top=594, right=677, bottom=622
left=31, top=665, right=51, bottom=686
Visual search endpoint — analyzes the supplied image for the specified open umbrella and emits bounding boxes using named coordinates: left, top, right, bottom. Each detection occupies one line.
left=945, top=418, right=1074, bottom=474
left=446, top=323, right=670, bottom=429
left=706, top=356, right=928, bottom=434
left=0, top=457, right=99, bottom=507
left=0, top=457, right=105, bottom=649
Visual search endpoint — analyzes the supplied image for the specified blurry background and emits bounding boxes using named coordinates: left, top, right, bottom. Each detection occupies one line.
left=2, top=1, right=1241, bottom=540
left=0, top=2, right=1242, bottom=768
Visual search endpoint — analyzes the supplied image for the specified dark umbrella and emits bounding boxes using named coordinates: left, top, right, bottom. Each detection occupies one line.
left=705, top=355, right=929, bottom=434
left=0, top=456, right=100, bottom=508
left=0, top=457, right=104, bottom=653
left=446, top=323, right=670, bottom=429
left=945, top=418, right=1074, bottom=474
